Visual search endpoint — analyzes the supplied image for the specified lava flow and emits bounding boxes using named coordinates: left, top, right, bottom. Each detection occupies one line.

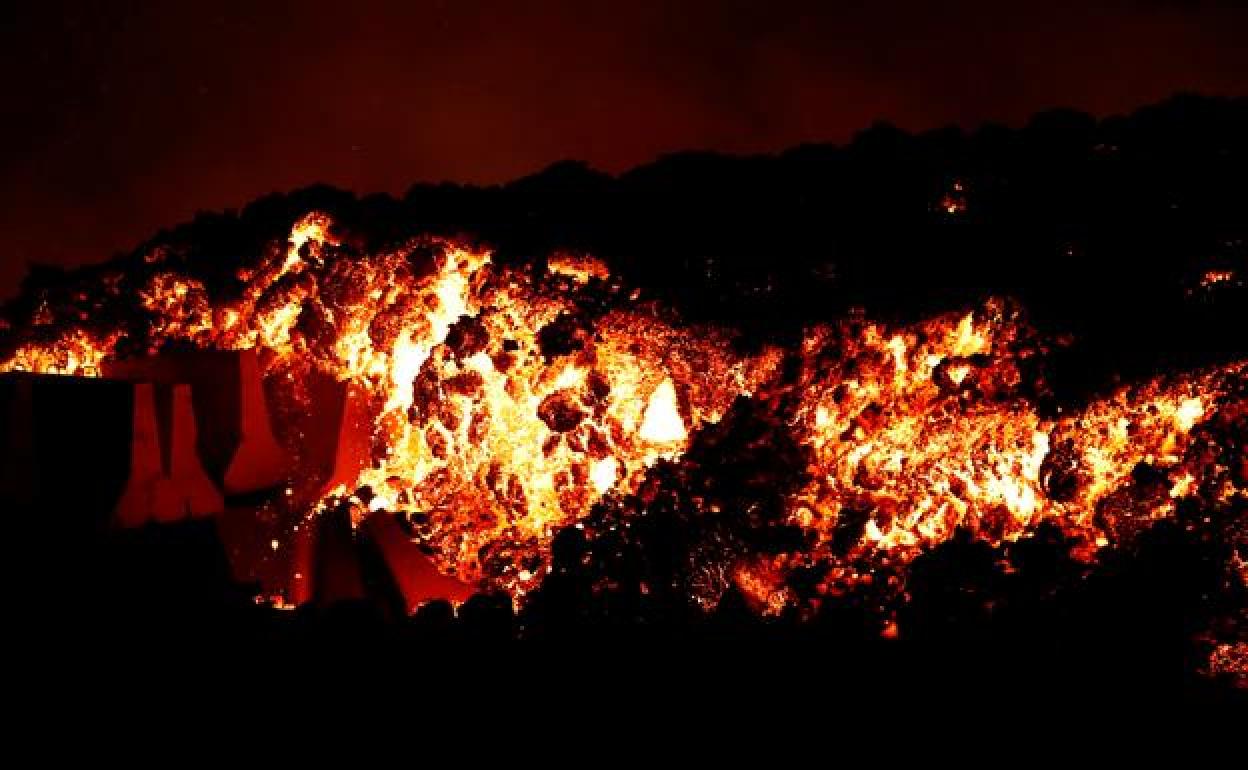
left=760, top=301, right=1246, bottom=611
left=1, top=212, right=1244, bottom=626
left=1, top=213, right=782, bottom=595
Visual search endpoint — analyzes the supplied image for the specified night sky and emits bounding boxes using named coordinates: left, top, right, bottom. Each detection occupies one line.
left=2, top=1, right=1246, bottom=298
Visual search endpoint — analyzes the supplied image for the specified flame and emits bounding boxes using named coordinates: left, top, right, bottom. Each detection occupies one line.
left=639, top=378, right=687, bottom=445
left=589, top=456, right=620, bottom=495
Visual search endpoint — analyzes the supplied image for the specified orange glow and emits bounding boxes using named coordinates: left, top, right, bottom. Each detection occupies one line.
left=4, top=212, right=1244, bottom=615
left=1200, top=269, right=1237, bottom=288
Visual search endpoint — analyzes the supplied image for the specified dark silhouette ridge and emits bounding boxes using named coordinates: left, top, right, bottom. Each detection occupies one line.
left=6, top=93, right=1245, bottom=402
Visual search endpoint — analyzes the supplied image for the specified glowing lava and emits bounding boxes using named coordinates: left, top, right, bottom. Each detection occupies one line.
left=2, top=212, right=1244, bottom=615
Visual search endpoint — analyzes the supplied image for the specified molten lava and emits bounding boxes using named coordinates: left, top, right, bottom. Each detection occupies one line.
left=2, top=212, right=1244, bottom=623
left=781, top=301, right=1245, bottom=589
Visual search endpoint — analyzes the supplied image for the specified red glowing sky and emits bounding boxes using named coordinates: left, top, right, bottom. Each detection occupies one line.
left=2, top=1, right=1246, bottom=298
